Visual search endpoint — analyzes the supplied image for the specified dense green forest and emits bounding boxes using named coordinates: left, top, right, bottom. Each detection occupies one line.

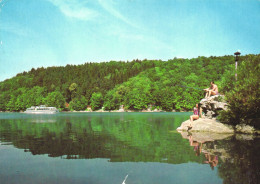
left=0, top=54, right=259, bottom=124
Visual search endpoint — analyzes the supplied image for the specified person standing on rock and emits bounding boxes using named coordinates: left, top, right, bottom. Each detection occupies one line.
left=188, top=104, right=202, bottom=130
left=204, top=81, right=219, bottom=98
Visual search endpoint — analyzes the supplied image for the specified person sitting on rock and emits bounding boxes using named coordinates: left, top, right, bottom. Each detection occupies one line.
left=188, top=104, right=202, bottom=130
left=204, top=81, right=219, bottom=98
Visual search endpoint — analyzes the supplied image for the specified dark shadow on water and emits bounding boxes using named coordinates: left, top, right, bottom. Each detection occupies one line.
left=181, top=131, right=260, bottom=184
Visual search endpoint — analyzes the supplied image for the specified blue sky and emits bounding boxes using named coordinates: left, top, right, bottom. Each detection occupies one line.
left=0, top=0, right=259, bottom=81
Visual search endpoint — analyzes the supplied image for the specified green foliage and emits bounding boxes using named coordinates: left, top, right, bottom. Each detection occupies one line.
left=69, top=83, right=78, bottom=99
left=102, top=55, right=235, bottom=111
left=69, top=95, right=88, bottom=111
left=90, top=92, right=103, bottom=111
left=218, top=55, right=260, bottom=125
left=1, top=55, right=258, bottom=114
left=218, top=64, right=235, bottom=94
left=103, top=90, right=120, bottom=110
left=1, top=86, right=47, bottom=111
left=45, top=91, right=65, bottom=110
left=0, top=94, right=7, bottom=111
left=123, top=76, right=153, bottom=110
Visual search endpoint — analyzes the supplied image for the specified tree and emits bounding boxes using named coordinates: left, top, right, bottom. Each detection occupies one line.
left=103, top=90, right=120, bottom=111
left=119, top=76, right=153, bottom=110
left=69, top=95, right=88, bottom=111
left=219, top=55, right=260, bottom=126
left=90, top=92, right=103, bottom=111
left=69, top=83, right=78, bottom=99
left=45, top=91, right=65, bottom=110
left=6, top=95, right=16, bottom=111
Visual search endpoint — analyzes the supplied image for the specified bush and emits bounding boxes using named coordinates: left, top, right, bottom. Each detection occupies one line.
left=218, top=55, right=260, bottom=125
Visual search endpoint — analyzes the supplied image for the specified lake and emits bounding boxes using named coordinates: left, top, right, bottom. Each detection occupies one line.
left=0, top=112, right=259, bottom=184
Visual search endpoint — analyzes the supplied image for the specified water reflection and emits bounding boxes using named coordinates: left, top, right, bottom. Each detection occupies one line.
left=181, top=131, right=260, bottom=183
left=187, top=133, right=219, bottom=169
left=1, top=112, right=198, bottom=163
left=188, top=133, right=203, bottom=157
left=0, top=112, right=259, bottom=184
left=204, top=153, right=218, bottom=170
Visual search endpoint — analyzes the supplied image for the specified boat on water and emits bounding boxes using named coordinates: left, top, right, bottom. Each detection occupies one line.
left=24, top=105, right=59, bottom=114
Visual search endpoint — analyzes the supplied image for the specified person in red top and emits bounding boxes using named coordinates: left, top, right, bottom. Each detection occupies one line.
left=188, top=104, right=202, bottom=130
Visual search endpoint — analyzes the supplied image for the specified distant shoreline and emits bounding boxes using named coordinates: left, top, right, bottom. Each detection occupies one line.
left=65, top=109, right=191, bottom=113
left=0, top=110, right=191, bottom=113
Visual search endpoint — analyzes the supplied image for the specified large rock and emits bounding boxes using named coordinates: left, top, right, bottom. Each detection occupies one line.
left=199, top=95, right=228, bottom=118
left=176, top=118, right=234, bottom=133
left=196, top=95, right=260, bottom=134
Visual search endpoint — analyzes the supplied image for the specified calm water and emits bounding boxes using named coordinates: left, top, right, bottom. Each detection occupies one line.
left=0, top=112, right=259, bottom=184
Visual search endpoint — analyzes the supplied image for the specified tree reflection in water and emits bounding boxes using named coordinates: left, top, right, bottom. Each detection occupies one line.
left=217, top=136, right=260, bottom=184
left=183, top=132, right=260, bottom=184
left=0, top=113, right=259, bottom=184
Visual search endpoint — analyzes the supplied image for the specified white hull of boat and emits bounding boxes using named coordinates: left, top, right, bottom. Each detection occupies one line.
left=24, top=105, right=59, bottom=114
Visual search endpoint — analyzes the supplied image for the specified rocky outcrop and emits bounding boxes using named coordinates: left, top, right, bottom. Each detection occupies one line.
left=177, top=118, right=234, bottom=133
left=199, top=95, right=227, bottom=119
left=176, top=95, right=234, bottom=133
left=199, top=95, right=260, bottom=134
left=177, top=95, right=259, bottom=134
left=177, top=95, right=233, bottom=133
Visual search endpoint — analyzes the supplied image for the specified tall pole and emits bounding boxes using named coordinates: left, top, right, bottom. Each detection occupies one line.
left=234, top=51, right=241, bottom=81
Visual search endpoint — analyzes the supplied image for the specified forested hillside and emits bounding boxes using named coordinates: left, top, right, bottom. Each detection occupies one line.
left=0, top=55, right=258, bottom=113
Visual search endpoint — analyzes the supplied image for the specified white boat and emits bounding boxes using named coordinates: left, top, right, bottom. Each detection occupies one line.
left=24, top=105, right=59, bottom=114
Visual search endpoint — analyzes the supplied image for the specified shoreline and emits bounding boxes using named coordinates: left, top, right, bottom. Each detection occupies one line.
left=0, top=110, right=192, bottom=113
left=63, top=110, right=189, bottom=113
